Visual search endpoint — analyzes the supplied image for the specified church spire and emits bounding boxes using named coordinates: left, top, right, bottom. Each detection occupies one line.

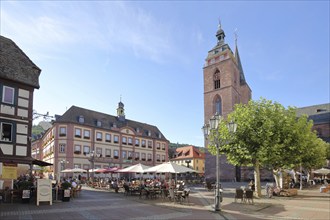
left=216, top=19, right=225, bottom=45
left=234, top=29, right=246, bottom=85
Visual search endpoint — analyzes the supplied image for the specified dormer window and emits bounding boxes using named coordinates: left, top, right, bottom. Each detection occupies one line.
left=78, top=115, right=84, bottom=123
left=112, top=123, right=117, bottom=128
left=96, top=120, right=102, bottom=127
left=158, top=133, right=162, bottom=139
left=148, top=130, right=151, bottom=136
left=136, top=128, right=140, bottom=133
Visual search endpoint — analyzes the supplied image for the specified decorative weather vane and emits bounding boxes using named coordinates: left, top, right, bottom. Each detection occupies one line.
left=218, top=17, right=222, bottom=29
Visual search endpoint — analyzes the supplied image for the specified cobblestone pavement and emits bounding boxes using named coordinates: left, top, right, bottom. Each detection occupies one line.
left=0, top=182, right=329, bottom=220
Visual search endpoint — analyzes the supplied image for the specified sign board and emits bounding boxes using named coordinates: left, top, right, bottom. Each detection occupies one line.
left=2, top=163, right=17, bottom=179
left=37, top=179, right=52, bottom=206
left=22, top=190, right=30, bottom=199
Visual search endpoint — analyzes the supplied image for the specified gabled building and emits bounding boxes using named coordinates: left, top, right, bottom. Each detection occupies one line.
left=171, top=145, right=205, bottom=175
left=0, top=35, right=41, bottom=186
left=32, top=102, right=169, bottom=180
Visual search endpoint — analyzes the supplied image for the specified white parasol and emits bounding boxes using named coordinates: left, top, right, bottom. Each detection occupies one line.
left=144, top=161, right=197, bottom=174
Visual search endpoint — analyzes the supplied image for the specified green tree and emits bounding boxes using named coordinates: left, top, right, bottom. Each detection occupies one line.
left=209, top=98, right=327, bottom=197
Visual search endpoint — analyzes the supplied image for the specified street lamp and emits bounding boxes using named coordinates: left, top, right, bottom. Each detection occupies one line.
left=57, top=159, right=69, bottom=182
left=89, top=151, right=95, bottom=181
left=202, top=113, right=236, bottom=212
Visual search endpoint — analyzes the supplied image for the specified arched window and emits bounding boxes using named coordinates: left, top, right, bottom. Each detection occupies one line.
left=214, top=70, right=220, bottom=89
left=214, top=96, right=222, bottom=115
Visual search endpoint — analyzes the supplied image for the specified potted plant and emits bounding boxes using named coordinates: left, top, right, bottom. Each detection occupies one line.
left=18, top=180, right=33, bottom=203
left=61, top=181, right=72, bottom=202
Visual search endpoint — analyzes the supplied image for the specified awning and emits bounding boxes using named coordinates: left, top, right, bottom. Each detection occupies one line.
left=32, top=159, right=53, bottom=167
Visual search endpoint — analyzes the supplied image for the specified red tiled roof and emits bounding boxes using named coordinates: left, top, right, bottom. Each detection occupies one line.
left=173, top=145, right=205, bottom=160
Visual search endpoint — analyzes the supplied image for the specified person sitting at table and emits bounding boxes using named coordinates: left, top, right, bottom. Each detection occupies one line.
left=71, top=179, right=77, bottom=188
left=248, top=180, right=255, bottom=191
left=178, top=181, right=185, bottom=191
left=319, top=180, right=328, bottom=193
left=169, top=179, right=175, bottom=189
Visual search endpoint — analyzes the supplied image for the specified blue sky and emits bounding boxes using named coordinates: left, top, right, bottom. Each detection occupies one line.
left=1, top=1, right=329, bottom=147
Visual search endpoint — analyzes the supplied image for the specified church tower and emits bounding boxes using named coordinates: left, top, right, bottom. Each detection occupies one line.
left=203, top=23, right=252, bottom=181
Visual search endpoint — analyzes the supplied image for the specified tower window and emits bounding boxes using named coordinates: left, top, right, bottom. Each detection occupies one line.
left=213, top=70, right=220, bottom=89
left=215, top=96, right=222, bottom=115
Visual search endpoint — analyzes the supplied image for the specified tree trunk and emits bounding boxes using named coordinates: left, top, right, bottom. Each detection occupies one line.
left=273, top=169, right=280, bottom=187
left=254, top=160, right=262, bottom=197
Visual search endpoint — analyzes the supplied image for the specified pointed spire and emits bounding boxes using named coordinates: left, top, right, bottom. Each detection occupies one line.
left=234, top=29, right=246, bottom=85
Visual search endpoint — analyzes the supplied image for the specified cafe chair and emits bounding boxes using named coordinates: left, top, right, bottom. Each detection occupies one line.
left=181, top=189, right=190, bottom=205
left=11, top=190, right=20, bottom=203
left=234, top=188, right=244, bottom=203
left=244, top=190, right=254, bottom=204
left=123, top=184, right=130, bottom=196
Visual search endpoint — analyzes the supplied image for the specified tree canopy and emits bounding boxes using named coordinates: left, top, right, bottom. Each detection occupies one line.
left=208, top=98, right=328, bottom=196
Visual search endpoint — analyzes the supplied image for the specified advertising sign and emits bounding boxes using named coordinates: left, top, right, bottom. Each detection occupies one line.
left=37, top=179, right=52, bottom=206
left=2, top=163, right=17, bottom=179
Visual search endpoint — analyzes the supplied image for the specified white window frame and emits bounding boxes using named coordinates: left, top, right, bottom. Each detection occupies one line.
left=75, top=128, right=81, bottom=137
left=105, top=149, right=111, bottom=157
left=2, top=86, right=15, bottom=104
left=122, top=150, right=127, bottom=159
left=114, top=135, right=119, bottom=143
left=122, top=136, right=127, bottom=145
left=59, top=144, right=66, bottom=153
left=59, top=127, right=67, bottom=136
left=84, top=130, right=90, bottom=139
left=105, top=133, right=111, bottom=142
left=96, top=132, right=102, bottom=141
left=83, top=146, right=90, bottom=155
left=74, top=145, right=81, bottom=154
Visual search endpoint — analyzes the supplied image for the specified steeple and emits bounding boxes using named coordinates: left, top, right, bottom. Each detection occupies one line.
left=234, top=30, right=246, bottom=85
left=216, top=20, right=225, bottom=45
left=117, top=96, right=125, bottom=121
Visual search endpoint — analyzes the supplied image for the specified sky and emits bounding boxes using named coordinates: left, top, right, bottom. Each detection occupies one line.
left=1, top=1, right=329, bottom=147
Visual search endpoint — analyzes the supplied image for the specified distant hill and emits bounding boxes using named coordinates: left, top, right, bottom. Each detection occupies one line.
left=32, top=121, right=52, bottom=140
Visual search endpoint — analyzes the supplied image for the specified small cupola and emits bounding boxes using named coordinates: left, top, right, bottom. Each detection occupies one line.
left=216, top=21, right=225, bottom=46
left=117, top=98, right=125, bottom=122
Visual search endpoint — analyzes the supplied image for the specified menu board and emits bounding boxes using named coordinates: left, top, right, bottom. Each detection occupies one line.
left=1, top=163, right=17, bottom=179
left=37, top=179, right=52, bottom=206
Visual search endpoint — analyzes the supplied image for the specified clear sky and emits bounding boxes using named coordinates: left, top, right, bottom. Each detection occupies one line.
left=1, top=1, right=329, bottom=147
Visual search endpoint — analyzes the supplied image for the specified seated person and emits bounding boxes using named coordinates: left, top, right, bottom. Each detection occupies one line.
left=71, top=180, right=77, bottom=188
left=248, top=180, right=255, bottom=191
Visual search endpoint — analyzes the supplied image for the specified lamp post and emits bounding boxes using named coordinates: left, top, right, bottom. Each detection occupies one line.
left=57, top=159, right=69, bottom=182
left=89, top=151, right=95, bottom=182
left=55, top=159, right=68, bottom=202
left=202, top=113, right=237, bottom=212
